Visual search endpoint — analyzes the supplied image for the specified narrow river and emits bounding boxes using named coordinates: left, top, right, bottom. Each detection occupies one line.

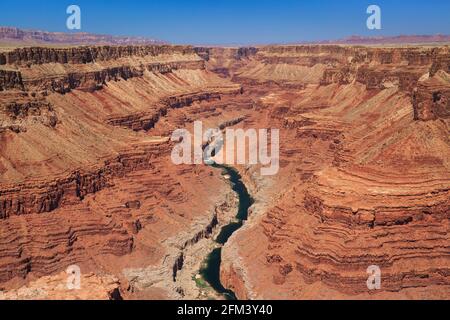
left=199, top=164, right=254, bottom=300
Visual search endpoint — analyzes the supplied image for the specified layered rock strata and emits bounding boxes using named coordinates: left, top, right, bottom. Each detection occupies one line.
left=215, top=45, right=450, bottom=300
left=0, top=43, right=449, bottom=300
left=0, top=45, right=241, bottom=298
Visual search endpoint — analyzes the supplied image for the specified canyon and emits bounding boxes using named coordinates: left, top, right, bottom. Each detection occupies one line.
left=0, top=42, right=449, bottom=300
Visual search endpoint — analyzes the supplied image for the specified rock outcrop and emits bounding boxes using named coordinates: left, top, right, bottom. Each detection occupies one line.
left=0, top=272, right=122, bottom=300
left=413, top=70, right=450, bottom=121
left=0, top=70, right=23, bottom=91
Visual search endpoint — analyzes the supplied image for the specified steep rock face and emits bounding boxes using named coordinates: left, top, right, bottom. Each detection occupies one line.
left=413, top=71, right=450, bottom=121
left=106, top=86, right=242, bottom=131
left=319, top=47, right=448, bottom=92
left=236, top=47, right=259, bottom=59
left=212, top=46, right=450, bottom=300
left=20, top=60, right=206, bottom=94
left=430, top=56, right=450, bottom=77
left=0, top=94, right=58, bottom=133
left=0, top=46, right=208, bottom=95
left=0, top=46, right=194, bottom=65
left=0, top=44, right=241, bottom=291
left=0, top=70, right=23, bottom=91
left=231, top=45, right=448, bottom=96
left=0, top=148, right=225, bottom=285
left=320, top=67, right=355, bottom=85
left=355, top=66, right=426, bottom=91
left=231, top=45, right=449, bottom=93
left=0, top=143, right=167, bottom=218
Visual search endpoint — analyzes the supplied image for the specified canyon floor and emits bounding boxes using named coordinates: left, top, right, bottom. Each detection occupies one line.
left=0, top=44, right=449, bottom=300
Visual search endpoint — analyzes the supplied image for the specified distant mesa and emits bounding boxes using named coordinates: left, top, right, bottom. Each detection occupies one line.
left=310, top=34, right=450, bottom=45
left=0, top=26, right=166, bottom=46
left=1, top=27, right=449, bottom=47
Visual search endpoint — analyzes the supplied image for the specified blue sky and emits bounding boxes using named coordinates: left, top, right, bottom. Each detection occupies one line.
left=0, top=0, right=449, bottom=45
